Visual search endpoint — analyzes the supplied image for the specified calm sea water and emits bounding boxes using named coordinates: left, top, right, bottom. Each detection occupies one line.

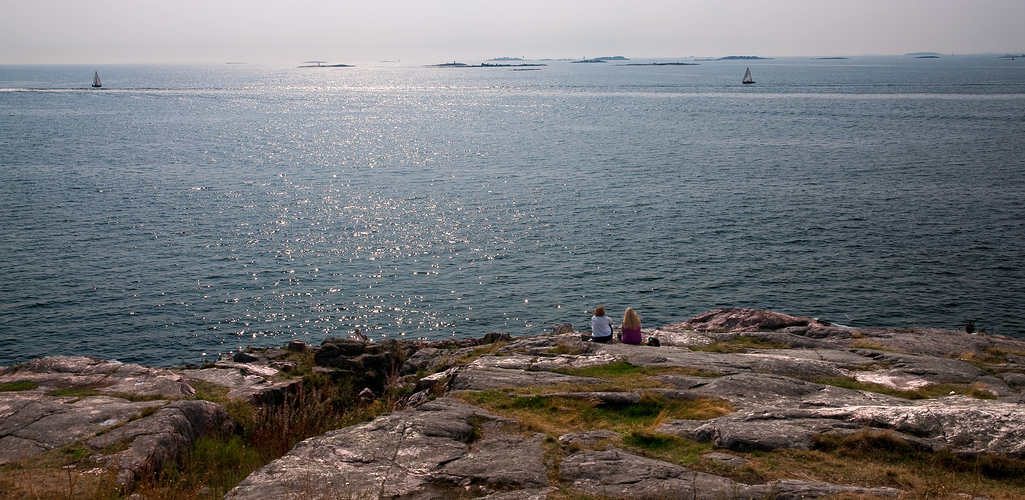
left=2, top=56, right=1024, bottom=367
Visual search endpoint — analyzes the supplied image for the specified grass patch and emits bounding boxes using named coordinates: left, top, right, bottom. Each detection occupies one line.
left=689, top=336, right=791, bottom=353
left=455, top=341, right=508, bottom=365
left=558, top=360, right=719, bottom=383
left=547, top=343, right=587, bottom=356
left=457, top=390, right=732, bottom=439
left=0, top=381, right=38, bottom=392
left=850, top=339, right=897, bottom=351
left=622, top=431, right=677, bottom=452
left=190, top=379, right=231, bottom=404
left=816, top=376, right=997, bottom=400
left=791, top=430, right=1025, bottom=497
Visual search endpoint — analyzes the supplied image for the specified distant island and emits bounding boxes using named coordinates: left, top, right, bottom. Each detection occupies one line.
left=915, top=55, right=940, bottom=59
left=906, top=52, right=941, bottom=56
left=570, top=56, right=629, bottom=63
left=694, top=55, right=770, bottom=62
left=814, top=57, right=848, bottom=60
left=489, top=57, right=523, bottom=61
left=621, top=62, right=698, bottom=66
left=428, top=62, right=546, bottom=68
left=299, top=61, right=353, bottom=68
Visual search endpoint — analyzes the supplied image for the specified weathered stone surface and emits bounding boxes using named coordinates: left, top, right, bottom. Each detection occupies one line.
left=449, top=367, right=604, bottom=391
left=560, top=447, right=899, bottom=499
left=552, top=322, right=574, bottom=334
left=180, top=368, right=301, bottom=405
left=226, top=398, right=544, bottom=499
left=0, top=356, right=194, bottom=399
left=747, top=479, right=901, bottom=500
left=314, top=338, right=408, bottom=392
left=703, top=452, right=749, bottom=467
left=662, top=397, right=1025, bottom=457
left=558, top=430, right=618, bottom=446
left=437, top=431, right=547, bottom=488
left=11, top=309, right=1025, bottom=499
left=233, top=351, right=260, bottom=363
left=675, top=308, right=832, bottom=333
left=0, top=393, right=165, bottom=465
left=0, top=356, right=234, bottom=488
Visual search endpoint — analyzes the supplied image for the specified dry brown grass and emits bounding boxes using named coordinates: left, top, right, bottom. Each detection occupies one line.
left=728, top=431, right=1025, bottom=499
left=849, top=339, right=898, bottom=351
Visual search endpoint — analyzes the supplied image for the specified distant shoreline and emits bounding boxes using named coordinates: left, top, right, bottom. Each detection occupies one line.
left=428, top=62, right=547, bottom=68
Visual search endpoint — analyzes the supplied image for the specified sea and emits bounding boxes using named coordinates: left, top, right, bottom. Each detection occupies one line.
left=2, top=56, right=1023, bottom=367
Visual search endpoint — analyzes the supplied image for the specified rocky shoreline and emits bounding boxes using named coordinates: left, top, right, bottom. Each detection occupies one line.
left=3, top=308, right=1025, bottom=499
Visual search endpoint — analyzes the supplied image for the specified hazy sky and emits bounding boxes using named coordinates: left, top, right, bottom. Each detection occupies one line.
left=2, top=0, right=1023, bottom=64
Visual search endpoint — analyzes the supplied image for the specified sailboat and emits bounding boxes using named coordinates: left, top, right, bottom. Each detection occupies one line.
left=91, top=71, right=102, bottom=88
left=742, top=67, right=755, bottom=84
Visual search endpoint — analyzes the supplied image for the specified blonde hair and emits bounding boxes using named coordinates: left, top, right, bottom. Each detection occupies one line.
left=622, top=308, right=641, bottom=330
left=594, top=306, right=606, bottom=317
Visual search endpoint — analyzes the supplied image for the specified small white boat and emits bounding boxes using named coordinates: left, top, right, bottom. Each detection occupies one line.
left=742, top=67, right=755, bottom=84
left=92, top=71, right=102, bottom=88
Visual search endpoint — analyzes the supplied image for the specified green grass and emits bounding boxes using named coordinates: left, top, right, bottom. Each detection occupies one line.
left=190, top=379, right=231, bottom=404
left=0, top=381, right=38, bottom=391
left=813, top=430, right=1025, bottom=485
left=816, top=376, right=997, bottom=400
left=558, top=360, right=719, bottom=381
left=458, top=390, right=733, bottom=438
left=850, top=339, right=898, bottom=351
left=547, top=344, right=588, bottom=356
left=689, top=336, right=791, bottom=353
left=455, top=341, right=508, bottom=365
left=622, top=431, right=678, bottom=452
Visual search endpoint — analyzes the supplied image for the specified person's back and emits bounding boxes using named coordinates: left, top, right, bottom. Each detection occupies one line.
left=621, top=307, right=643, bottom=345
left=590, top=306, right=614, bottom=343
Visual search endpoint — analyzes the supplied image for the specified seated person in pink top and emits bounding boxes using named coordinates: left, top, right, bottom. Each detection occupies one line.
left=620, top=307, right=643, bottom=345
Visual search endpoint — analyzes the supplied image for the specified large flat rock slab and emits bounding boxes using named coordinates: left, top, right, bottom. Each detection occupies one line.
left=0, top=393, right=165, bottom=465
left=226, top=398, right=546, bottom=499
left=450, top=367, right=605, bottom=391
left=673, top=308, right=833, bottom=333
left=659, top=397, right=1025, bottom=457
left=559, top=447, right=899, bottom=500
left=0, top=356, right=195, bottom=399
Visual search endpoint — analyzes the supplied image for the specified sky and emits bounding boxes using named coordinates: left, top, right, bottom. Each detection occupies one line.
left=1, top=0, right=1023, bottom=64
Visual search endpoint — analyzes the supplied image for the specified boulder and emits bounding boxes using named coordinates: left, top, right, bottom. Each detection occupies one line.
left=675, top=308, right=832, bottom=333
left=87, top=400, right=234, bottom=487
left=552, top=323, right=574, bottom=334
left=179, top=368, right=301, bottom=406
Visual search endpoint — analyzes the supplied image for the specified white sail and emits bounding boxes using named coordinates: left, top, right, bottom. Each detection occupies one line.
left=742, top=67, right=754, bottom=84
left=92, top=71, right=102, bottom=88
